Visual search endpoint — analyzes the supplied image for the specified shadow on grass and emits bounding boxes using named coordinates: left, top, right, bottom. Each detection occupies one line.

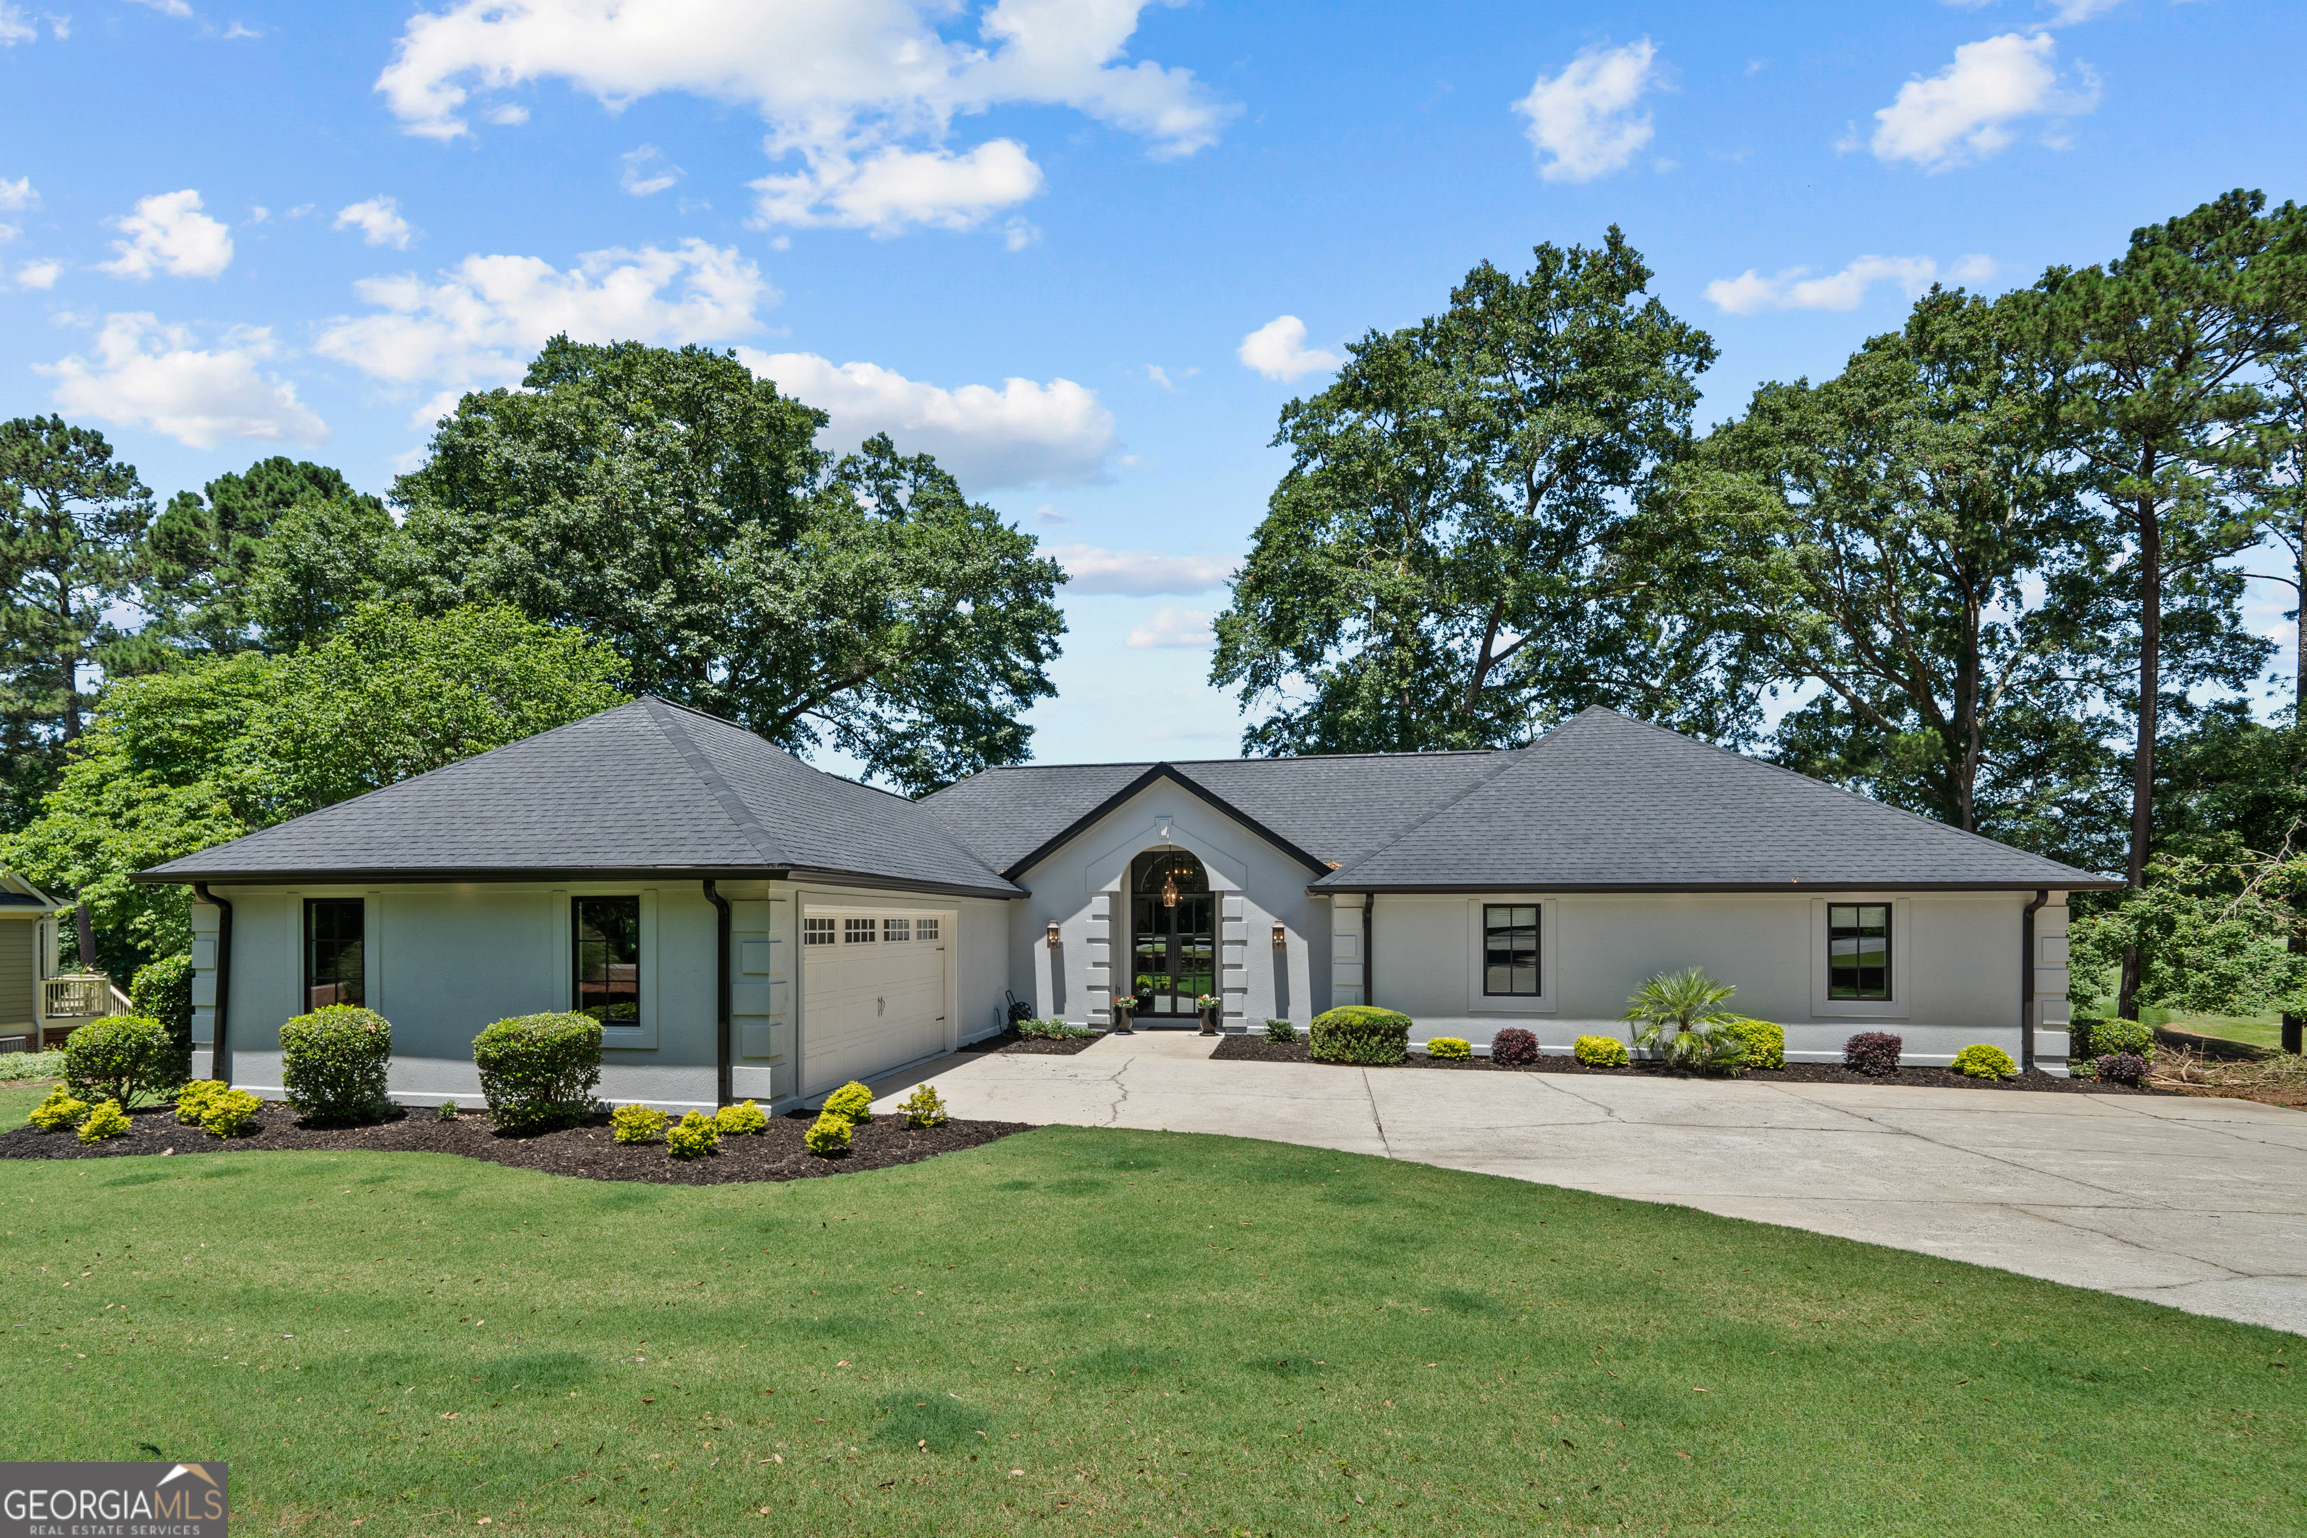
left=870, top=1390, right=994, bottom=1452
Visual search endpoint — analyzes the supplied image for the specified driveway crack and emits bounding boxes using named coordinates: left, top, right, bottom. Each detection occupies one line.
left=1360, top=1071, right=1394, bottom=1159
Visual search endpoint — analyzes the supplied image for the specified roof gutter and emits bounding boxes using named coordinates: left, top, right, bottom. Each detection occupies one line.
left=1302, top=878, right=2127, bottom=896
left=704, top=880, right=732, bottom=1108
left=2021, top=888, right=2049, bottom=1072
left=133, top=865, right=1024, bottom=900
left=192, top=882, right=232, bottom=1083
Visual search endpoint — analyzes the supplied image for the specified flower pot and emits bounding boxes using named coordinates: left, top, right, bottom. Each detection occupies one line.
left=1198, top=1007, right=1220, bottom=1035
left=1111, top=1005, right=1135, bottom=1034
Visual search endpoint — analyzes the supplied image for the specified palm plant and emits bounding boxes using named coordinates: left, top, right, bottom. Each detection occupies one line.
left=1624, top=968, right=1748, bottom=1073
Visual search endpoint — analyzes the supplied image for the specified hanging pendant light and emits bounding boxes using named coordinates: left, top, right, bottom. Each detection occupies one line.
left=1161, top=869, right=1179, bottom=909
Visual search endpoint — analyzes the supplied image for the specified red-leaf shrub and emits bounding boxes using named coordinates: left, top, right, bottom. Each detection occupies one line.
left=1490, top=1027, right=1539, bottom=1067
left=2095, top=1051, right=2148, bottom=1086
left=1843, top=1031, right=1902, bottom=1076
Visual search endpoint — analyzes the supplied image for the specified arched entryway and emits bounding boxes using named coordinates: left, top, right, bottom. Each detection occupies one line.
left=1128, top=849, right=1215, bottom=1023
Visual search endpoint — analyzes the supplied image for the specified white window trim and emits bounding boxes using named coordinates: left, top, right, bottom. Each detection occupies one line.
left=1810, top=895, right=1910, bottom=1021
left=1465, top=897, right=1558, bottom=1014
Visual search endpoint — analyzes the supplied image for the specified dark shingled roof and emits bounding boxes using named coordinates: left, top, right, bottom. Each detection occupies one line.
left=137, top=697, right=1020, bottom=897
left=1311, top=707, right=2117, bottom=892
left=918, top=749, right=1510, bottom=876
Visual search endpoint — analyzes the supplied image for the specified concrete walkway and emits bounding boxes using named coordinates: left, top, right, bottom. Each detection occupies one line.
left=870, top=1031, right=2307, bottom=1336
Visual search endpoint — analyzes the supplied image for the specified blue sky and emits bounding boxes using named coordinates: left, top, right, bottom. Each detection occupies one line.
left=3, top=0, right=2302, bottom=772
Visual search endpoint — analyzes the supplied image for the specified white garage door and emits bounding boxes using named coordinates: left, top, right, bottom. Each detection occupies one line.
left=802, top=913, right=948, bottom=1097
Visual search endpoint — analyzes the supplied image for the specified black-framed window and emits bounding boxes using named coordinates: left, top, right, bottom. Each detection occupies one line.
left=884, top=917, right=911, bottom=942
left=1482, top=904, right=1540, bottom=996
left=1828, top=903, right=1891, bottom=1000
left=803, top=916, right=834, bottom=946
left=574, top=895, right=641, bottom=1025
left=844, top=917, right=877, bottom=944
left=305, top=898, right=364, bottom=1011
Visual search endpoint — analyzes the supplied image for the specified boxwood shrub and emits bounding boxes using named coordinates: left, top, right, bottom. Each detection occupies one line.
left=200, top=1088, right=263, bottom=1138
left=1572, top=1034, right=1629, bottom=1068
left=129, top=953, right=195, bottom=1079
left=77, top=1098, right=131, bottom=1144
left=472, top=1012, right=603, bottom=1130
left=715, top=1099, right=768, bottom=1135
left=823, top=1080, right=874, bottom=1123
left=611, top=1104, right=666, bottom=1144
left=1426, top=1036, right=1472, bottom=1061
left=1309, top=1006, right=1411, bottom=1066
left=2075, top=1017, right=2152, bottom=1060
left=1719, top=1017, right=1785, bottom=1071
left=176, top=1080, right=226, bottom=1125
left=805, top=1110, right=852, bottom=1156
left=1490, top=1027, right=1539, bottom=1067
left=64, top=1015, right=179, bottom=1107
left=279, top=1005, right=394, bottom=1122
left=28, top=1087, right=90, bottom=1130
left=666, top=1110, right=720, bottom=1159
left=1950, top=1042, right=2017, bottom=1080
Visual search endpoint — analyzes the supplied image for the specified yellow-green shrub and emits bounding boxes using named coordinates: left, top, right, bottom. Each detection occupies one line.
left=63, top=1014, right=179, bottom=1107
left=1426, top=1036, right=1472, bottom=1061
left=823, top=1080, right=873, bottom=1123
left=666, top=1110, right=720, bottom=1159
left=1950, top=1043, right=2017, bottom=1080
left=1308, top=1006, right=1412, bottom=1066
left=77, top=1098, right=131, bottom=1144
left=175, top=1079, right=227, bottom=1125
left=29, top=1087, right=90, bottom=1130
left=611, top=1104, right=667, bottom=1144
left=805, top=1110, right=852, bottom=1156
left=900, top=1083, right=948, bottom=1128
left=200, top=1088, right=263, bottom=1138
left=1573, top=1034, right=1629, bottom=1068
left=715, top=1099, right=767, bottom=1135
left=1719, top=1017, right=1785, bottom=1070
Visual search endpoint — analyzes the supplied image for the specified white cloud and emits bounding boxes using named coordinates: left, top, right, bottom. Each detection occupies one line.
left=40, top=312, right=328, bottom=448
left=0, top=7, right=33, bottom=44
left=1044, top=544, right=1234, bottom=596
left=0, top=176, right=35, bottom=210
left=1705, top=253, right=1995, bottom=314
left=1870, top=33, right=2098, bottom=169
left=1236, top=315, right=1340, bottom=383
left=98, top=189, right=234, bottom=279
left=485, top=102, right=530, bottom=125
left=334, top=196, right=417, bottom=249
left=16, top=258, right=62, bottom=289
left=1126, top=605, right=1217, bottom=649
left=2049, top=0, right=2123, bottom=21
left=736, top=349, right=1118, bottom=490
left=374, top=0, right=1233, bottom=236
left=125, top=0, right=193, bottom=14
left=315, top=240, right=774, bottom=420
left=620, top=145, right=682, bottom=196
left=750, top=139, right=1043, bottom=234
left=1512, top=38, right=1661, bottom=184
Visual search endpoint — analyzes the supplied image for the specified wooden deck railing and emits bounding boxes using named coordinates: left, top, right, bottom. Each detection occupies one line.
left=41, top=974, right=124, bottom=1021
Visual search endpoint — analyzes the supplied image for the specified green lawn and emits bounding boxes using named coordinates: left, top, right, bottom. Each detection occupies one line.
left=2083, top=997, right=2290, bottom=1053
left=0, top=1126, right=2297, bottom=1536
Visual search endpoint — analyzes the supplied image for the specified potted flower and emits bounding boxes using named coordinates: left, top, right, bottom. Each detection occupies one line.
left=1111, top=994, right=1138, bottom=1033
left=1194, top=993, right=1224, bottom=1034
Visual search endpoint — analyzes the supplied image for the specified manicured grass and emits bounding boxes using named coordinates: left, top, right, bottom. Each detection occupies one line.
left=1, top=1128, right=2297, bottom=1536
left=2085, top=997, right=2289, bottom=1053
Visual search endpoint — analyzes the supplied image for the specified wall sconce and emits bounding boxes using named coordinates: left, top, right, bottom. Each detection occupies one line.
left=1272, top=921, right=1287, bottom=950
left=1046, top=920, right=1061, bottom=949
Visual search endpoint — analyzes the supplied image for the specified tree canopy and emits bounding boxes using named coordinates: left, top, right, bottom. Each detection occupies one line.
left=1212, top=231, right=1746, bottom=755
left=394, top=337, right=1066, bottom=793
left=2, top=602, right=626, bottom=967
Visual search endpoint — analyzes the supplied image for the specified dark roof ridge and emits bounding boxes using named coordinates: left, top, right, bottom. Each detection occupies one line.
left=1315, top=725, right=1555, bottom=885
left=1567, top=705, right=2122, bottom=881
left=640, top=696, right=789, bottom=867
left=963, top=746, right=1505, bottom=776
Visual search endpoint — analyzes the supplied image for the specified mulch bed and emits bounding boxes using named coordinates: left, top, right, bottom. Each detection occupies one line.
left=958, top=1030, right=1103, bottom=1057
left=0, top=1104, right=1028, bottom=1185
left=1209, top=1035, right=2157, bottom=1095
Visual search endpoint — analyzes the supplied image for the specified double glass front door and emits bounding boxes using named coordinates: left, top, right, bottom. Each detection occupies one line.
left=1130, top=850, right=1214, bottom=1018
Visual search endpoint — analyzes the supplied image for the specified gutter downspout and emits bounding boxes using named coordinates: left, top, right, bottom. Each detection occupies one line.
left=193, top=883, right=232, bottom=1085
left=704, top=881, right=732, bottom=1108
left=1361, top=894, right=1373, bottom=1007
left=2021, top=888, right=2049, bottom=1072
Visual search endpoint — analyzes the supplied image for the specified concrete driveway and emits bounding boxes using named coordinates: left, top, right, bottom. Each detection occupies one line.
left=870, top=1031, right=2307, bottom=1336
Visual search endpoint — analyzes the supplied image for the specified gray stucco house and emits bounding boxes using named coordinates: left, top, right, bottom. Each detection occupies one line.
left=140, top=696, right=2117, bottom=1112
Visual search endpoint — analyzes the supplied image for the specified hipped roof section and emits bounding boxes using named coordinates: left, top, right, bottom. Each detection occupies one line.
left=136, top=697, right=1022, bottom=898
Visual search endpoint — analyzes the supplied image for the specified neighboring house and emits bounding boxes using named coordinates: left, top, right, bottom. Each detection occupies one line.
left=138, top=697, right=2116, bottom=1111
left=0, top=869, right=69, bottom=1054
